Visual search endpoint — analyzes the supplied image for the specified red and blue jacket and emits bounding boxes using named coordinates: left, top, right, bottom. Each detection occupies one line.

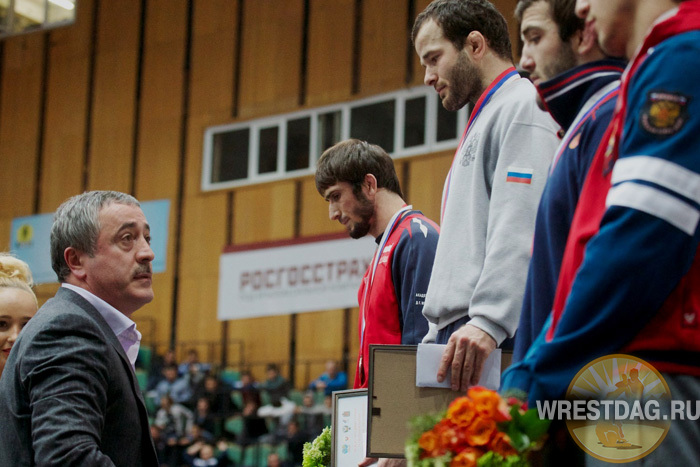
left=354, top=210, right=439, bottom=388
left=502, top=2, right=700, bottom=404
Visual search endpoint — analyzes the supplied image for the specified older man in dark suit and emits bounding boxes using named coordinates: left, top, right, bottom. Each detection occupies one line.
left=0, top=191, right=158, bottom=466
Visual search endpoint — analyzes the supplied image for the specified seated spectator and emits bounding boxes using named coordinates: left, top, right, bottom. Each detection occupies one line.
left=284, top=419, right=308, bottom=467
left=154, top=395, right=194, bottom=466
left=151, top=364, right=180, bottom=404
left=150, top=424, right=168, bottom=466
left=148, top=348, right=177, bottom=391
left=194, top=374, right=236, bottom=419
left=187, top=423, right=215, bottom=445
left=183, top=440, right=230, bottom=467
left=193, top=398, right=218, bottom=438
left=261, top=363, right=290, bottom=405
left=295, top=391, right=327, bottom=439
left=238, top=400, right=268, bottom=446
left=150, top=363, right=195, bottom=409
left=267, top=452, right=292, bottom=467
left=308, top=360, right=347, bottom=396
left=234, top=370, right=261, bottom=408
left=257, top=396, right=297, bottom=443
left=178, top=348, right=211, bottom=377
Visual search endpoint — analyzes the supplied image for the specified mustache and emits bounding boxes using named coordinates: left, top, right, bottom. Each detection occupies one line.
left=134, top=265, right=152, bottom=276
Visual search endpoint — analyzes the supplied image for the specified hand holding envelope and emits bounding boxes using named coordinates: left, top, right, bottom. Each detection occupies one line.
left=416, top=343, right=501, bottom=390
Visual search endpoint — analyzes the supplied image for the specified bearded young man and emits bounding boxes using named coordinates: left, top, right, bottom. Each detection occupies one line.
left=412, top=0, right=560, bottom=391
left=510, top=0, right=625, bottom=362
left=502, top=0, right=700, bottom=461
left=315, top=139, right=440, bottom=391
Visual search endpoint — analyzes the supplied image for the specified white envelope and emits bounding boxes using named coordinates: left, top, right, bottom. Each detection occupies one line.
left=415, top=343, right=501, bottom=390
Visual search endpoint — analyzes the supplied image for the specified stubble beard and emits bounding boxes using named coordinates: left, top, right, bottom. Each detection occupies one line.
left=441, top=51, right=483, bottom=111
left=348, top=191, right=374, bottom=239
left=541, top=44, right=578, bottom=85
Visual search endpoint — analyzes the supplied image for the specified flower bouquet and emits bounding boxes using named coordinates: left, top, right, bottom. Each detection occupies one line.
left=405, top=387, right=549, bottom=467
left=302, top=426, right=331, bottom=467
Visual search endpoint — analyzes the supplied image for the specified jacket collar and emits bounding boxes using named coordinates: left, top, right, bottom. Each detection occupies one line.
left=537, top=59, right=626, bottom=130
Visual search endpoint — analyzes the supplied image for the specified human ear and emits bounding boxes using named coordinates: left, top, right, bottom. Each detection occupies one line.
left=363, top=174, right=378, bottom=196
left=576, top=25, right=597, bottom=56
left=465, top=31, right=487, bottom=60
left=64, top=247, right=87, bottom=280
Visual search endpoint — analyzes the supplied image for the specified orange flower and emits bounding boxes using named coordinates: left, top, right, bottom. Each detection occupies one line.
left=489, top=431, right=518, bottom=457
left=467, top=386, right=501, bottom=418
left=418, top=430, right=440, bottom=456
left=464, top=416, right=496, bottom=446
left=447, top=396, right=476, bottom=427
left=437, top=422, right=472, bottom=452
left=450, top=447, right=485, bottom=467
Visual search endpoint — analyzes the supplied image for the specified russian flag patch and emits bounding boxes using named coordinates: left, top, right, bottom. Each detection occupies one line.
left=506, top=167, right=533, bottom=184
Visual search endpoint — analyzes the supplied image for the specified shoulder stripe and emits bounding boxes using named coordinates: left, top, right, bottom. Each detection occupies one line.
left=612, top=156, right=700, bottom=205
left=606, top=183, right=699, bottom=235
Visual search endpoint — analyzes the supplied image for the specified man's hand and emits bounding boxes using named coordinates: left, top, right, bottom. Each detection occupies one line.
left=437, top=324, right=496, bottom=391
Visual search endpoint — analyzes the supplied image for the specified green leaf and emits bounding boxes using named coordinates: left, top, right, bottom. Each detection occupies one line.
left=506, top=422, right=531, bottom=453
left=518, top=409, right=551, bottom=442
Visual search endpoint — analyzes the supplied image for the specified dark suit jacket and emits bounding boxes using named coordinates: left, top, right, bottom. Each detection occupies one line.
left=0, top=287, right=158, bottom=466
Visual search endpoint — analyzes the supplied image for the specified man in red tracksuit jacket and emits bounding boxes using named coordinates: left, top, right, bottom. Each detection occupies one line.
left=315, top=139, right=440, bottom=390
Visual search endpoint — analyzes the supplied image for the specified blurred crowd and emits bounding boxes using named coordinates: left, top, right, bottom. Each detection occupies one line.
left=136, top=349, right=346, bottom=467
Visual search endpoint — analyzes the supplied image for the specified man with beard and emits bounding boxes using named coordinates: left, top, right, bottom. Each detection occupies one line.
left=510, top=0, right=625, bottom=363
left=315, top=139, right=440, bottom=390
left=412, top=0, right=559, bottom=392
left=0, top=191, right=158, bottom=465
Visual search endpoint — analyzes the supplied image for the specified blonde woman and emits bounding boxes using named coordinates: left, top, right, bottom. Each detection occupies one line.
left=0, top=253, right=38, bottom=377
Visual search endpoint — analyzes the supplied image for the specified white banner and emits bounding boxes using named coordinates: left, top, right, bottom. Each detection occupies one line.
left=218, top=233, right=375, bottom=320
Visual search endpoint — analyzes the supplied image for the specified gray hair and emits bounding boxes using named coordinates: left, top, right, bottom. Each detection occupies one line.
left=50, top=191, right=140, bottom=282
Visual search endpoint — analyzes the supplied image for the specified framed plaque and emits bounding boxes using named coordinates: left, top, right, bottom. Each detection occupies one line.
left=331, top=389, right=369, bottom=466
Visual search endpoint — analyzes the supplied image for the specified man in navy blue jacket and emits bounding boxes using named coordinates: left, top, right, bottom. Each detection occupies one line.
left=510, top=0, right=625, bottom=363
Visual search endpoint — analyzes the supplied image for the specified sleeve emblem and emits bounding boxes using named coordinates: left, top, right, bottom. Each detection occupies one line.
left=641, top=91, right=689, bottom=136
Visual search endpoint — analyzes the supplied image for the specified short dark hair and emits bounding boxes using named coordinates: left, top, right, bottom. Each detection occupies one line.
left=412, top=0, right=513, bottom=62
left=315, top=139, right=403, bottom=198
left=515, top=0, right=583, bottom=42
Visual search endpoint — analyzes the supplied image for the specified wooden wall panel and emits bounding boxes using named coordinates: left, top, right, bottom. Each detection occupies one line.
left=133, top=0, right=188, bottom=346
left=305, top=0, right=355, bottom=107
left=227, top=181, right=297, bottom=377
left=405, top=151, right=453, bottom=222
left=189, top=0, right=237, bottom=122
left=237, top=0, right=304, bottom=118
left=174, top=0, right=239, bottom=349
left=358, top=0, right=408, bottom=96
left=233, top=181, right=297, bottom=244
left=228, top=315, right=292, bottom=382
left=177, top=119, right=228, bottom=349
left=492, top=0, right=520, bottom=61
left=87, top=0, right=140, bottom=192
left=298, top=176, right=342, bottom=237
left=409, top=0, right=434, bottom=87
left=39, top=0, right=94, bottom=212
left=295, top=309, right=345, bottom=388
left=87, top=0, right=141, bottom=192
left=0, top=34, right=44, bottom=249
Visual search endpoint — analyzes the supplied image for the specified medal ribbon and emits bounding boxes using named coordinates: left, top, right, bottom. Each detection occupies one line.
left=359, top=205, right=413, bottom=361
